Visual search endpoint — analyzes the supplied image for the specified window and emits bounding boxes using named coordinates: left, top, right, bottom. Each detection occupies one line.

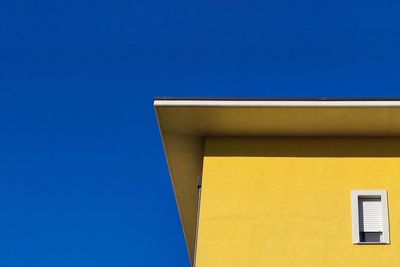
left=351, top=190, right=390, bottom=244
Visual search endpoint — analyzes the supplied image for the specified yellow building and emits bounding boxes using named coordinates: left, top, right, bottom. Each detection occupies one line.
left=155, top=98, right=400, bottom=267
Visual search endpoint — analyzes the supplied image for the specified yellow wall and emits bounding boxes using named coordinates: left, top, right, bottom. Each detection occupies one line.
left=195, top=137, right=400, bottom=267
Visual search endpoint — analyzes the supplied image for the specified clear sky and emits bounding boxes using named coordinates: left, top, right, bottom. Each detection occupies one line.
left=1, top=0, right=400, bottom=266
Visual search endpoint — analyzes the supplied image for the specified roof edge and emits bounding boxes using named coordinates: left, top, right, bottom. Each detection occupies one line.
left=154, top=99, right=400, bottom=107
left=154, top=97, right=400, bottom=101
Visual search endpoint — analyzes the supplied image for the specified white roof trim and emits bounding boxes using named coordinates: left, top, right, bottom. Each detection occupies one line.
left=154, top=100, right=400, bottom=107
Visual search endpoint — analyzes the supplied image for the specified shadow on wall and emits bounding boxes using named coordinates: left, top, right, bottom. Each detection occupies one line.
left=204, top=137, right=400, bottom=158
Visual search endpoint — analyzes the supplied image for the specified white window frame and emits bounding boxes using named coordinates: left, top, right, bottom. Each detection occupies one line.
left=351, top=190, right=390, bottom=244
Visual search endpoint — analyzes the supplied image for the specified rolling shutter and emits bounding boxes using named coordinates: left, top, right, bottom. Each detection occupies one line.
left=358, top=197, right=383, bottom=232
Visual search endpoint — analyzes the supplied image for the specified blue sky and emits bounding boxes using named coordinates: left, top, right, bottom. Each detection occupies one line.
left=1, top=0, right=400, bottom=266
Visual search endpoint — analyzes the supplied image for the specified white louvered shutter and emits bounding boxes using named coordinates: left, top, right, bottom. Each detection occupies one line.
left=359, top=198, right=383, bottom=232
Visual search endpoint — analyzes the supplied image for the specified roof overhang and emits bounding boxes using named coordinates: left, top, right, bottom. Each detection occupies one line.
left=154, top=98, right=400, bottom=262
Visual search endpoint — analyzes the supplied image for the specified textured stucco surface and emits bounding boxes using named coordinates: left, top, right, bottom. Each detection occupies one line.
left=196, top=137, right=400, bottom=267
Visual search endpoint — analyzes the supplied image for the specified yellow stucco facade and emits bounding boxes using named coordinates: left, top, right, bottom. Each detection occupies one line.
left=195, top=137, right=400, bottom=267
